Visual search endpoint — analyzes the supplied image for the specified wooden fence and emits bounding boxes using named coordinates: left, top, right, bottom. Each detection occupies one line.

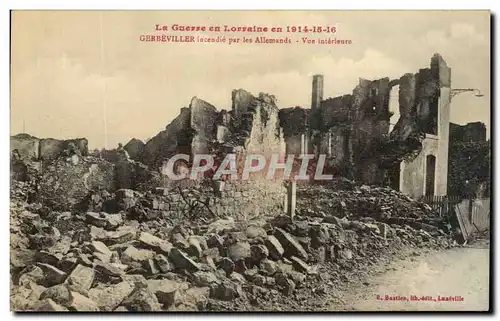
left=454, top=198, right=491, bottom=241
left=419, top=195, right=462, bottom=217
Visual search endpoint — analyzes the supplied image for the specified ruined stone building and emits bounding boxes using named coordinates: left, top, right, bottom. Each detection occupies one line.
left=449, top=121, right=487, bottom=143
left=11, top=53, right=457, bottom=214
left=448, top=121, right=490, bottom=198
left=279, top=54, right=452, bottom=199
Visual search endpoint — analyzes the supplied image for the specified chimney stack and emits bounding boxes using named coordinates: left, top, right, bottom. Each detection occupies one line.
left=311, top=74, right=324, bottom=110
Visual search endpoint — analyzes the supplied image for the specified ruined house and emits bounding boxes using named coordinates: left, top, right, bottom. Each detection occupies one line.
left=448, top=121, right=490, bottom=198
left=279, top=53, right=452, bottom=199
left=10, top=53, right=455, bottom=214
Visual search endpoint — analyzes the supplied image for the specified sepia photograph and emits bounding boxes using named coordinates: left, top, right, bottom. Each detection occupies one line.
left=9, top=10, right=491, bottom=312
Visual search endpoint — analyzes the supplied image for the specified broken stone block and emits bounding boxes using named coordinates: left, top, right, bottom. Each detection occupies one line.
left=115, top=189, right=138, bottom=210
left=218, top=257, right=235, bottom=275
left=227, top=231, right=248, bottom=243
left=147, top=279, right=185, bottom=307
left=154, top=254, right=174, bottom=273
left=89, top=224, right=106, bottom=240
left=18, top=266, right=45, bottom=287
left=171, top=233, right=190, bottom=250
left=207, top=234, right=224, bottom=249
left=114, top=306, right=129, bottom=312
left=77, top=253, right=94, bottom=267
left=37, top=263, right=67, bottom=287
left=10, top=281, right=46, bottom=310
left=191, top=271, right=219, bottom=287
left=90, top=241, right=113, bottom=258
left=88, top=281, right=135, bottom=311
left=229, top=272, right=247, bottom=284
left=121, top=288, right=162, bottom=312
left=86, top=212, right=109, bottom=229
left=377, top=223, right=388, bottom=239
left=11, top=248, right=36, bottom=269
left=138, top=232, right=172, bottom=255
left=228, top=241, right=251, bottom=262
left=200, top=256, right=217, bottom=271
left=290, top=256, right=311, bottom=273
left=339, top=249, right=353, bottom=260
left=65, top=264, right=94, bottom=294
left=169, top=248, right=200, bottom=272
left=309, top=226, right=330, bottom=248
left=69, top=291, right=99, bottom=311
left=39, top=284, right=73, bottom=307
left=250, top=244, right=269, bottom=263
left=122, top=274, right=148, bottom=290
left=29, top=226, right=61, bottom=250
left=364, top=223, right=381, bottom=234
left=184, top=286, right=210, bottom=310
left=243, top=268, right=258, bottom=281
left=210, top=280, right=244, bottom=301
left=326, top=245, right=336, bottom=262
left=203, top=247, right=221, bottom=261
left=93, top=260, right=125, bottom=279
left=121, top=246, right=155, bottom=269
left=145, top=259, right=160, bottom=276
left=93, top=251, right=111, bottom=263
left=186, top=237, right=203, bottom=258
left=32, top=298, right=69, bottom=311
left=206, top=218, right=237, bottom=235
left=322, top=216, right=344, bottom=227
left=49, top=235, right=72, bottom=256
left=282, top=278, right=296, bottom=296
left=274, top=272, right=288, bottom=286
left=190, top=236, right=208, bottom=250
left=293, top=221, right=310, bottom=237
left=123, top=138, right=145, bottom=161
left=265, top=235, right=284, bottom=260
left=99, top=226, right=137, bottom=245
left=274, top=228, right=308, bottom=261
left=259, top=259, right=277, bottom=276
left=234, top=258, right=248, bottom=274
left=246, top=225, right=267, bottom=239
left=312, top=246, right=326, bottom=264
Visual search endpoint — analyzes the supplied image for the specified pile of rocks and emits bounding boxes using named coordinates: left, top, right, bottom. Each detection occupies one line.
left=10, top=189, right=453, bottom=311
left=297, top=184, right=443, bottom=221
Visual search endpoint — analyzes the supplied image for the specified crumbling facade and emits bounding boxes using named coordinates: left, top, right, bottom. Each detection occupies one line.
left=279, top=54, right=452, bottom=199
left=449, top=121, right=487, bottom=143
left=122, top=89, right=287, bottom=217
left=10, top=53, right=455, bottom=214
left=448, top=121, right=490, bottom=198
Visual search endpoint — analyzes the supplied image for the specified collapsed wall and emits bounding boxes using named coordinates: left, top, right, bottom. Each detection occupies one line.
left=11, top=89, right=287, bottom=217
left=130, top=89, right=287, bottom=218
left=279, top=53, right=450, bottom=190
left=10, top=134, right=89, bottom=161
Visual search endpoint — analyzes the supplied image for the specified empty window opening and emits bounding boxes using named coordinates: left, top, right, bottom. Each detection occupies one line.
left=389, top=85, right=400, bottom=132
left=387, top=161, right=401, bottom=191
left=425, top=155, right=436, bottom=196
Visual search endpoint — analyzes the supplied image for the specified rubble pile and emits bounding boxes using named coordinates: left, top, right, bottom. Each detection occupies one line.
left=296, top=183, right=449, bottom=229
left=37, top=156, right=116, bottom=211
left=10, top=182, right=454, bottom=311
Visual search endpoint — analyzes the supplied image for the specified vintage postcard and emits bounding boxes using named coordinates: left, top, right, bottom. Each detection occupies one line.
left=9, top=10, right=491, bottom=312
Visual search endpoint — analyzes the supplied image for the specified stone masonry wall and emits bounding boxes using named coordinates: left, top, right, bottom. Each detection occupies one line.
left=149, top=179, right=285, bottom=220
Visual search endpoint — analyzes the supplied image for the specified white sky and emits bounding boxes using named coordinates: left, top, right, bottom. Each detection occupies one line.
left=10, top=11, right=490, bottom=149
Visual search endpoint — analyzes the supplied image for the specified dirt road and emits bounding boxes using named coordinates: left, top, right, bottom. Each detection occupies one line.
left=331, top=241, right=490, bottom=312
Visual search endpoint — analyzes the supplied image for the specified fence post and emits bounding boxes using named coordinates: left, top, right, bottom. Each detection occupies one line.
left=468, top=198, right=473, bottom=222
left=286, top=181, right=296, bottom=221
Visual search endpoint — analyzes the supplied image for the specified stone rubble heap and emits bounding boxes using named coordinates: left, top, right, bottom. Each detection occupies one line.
left=297, top=182, right=450, bottom=230
left=11, top=183, right=453, bottom=312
